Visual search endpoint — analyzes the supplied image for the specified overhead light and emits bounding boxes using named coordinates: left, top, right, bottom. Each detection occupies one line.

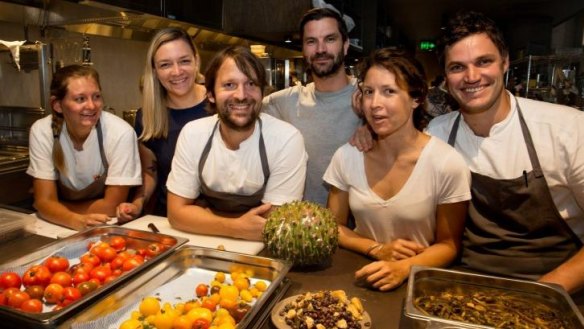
left=284, top=36, right=292, bottom=43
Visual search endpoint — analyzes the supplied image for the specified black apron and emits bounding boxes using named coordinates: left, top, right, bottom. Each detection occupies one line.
left=448, top=101, right=582, bottom=279
left=197, top=119, right=270, bottom=213
left=56, top=120, right=109, bottom=201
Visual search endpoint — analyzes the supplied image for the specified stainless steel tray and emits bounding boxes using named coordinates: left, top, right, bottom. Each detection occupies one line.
left=404, top=266, right=584, bottom=329
left=59, top=246, right=292, bottom=329
left=0, top=225, right=188, bottom=329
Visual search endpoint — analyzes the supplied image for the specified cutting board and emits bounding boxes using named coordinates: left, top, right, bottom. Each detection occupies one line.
left=121, top=215, right=265, bottom=255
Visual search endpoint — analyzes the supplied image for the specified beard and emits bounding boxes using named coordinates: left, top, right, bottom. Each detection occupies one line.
left=217, top=98, right=261, bottom=131
left=308, top=48, right=345, bottom=78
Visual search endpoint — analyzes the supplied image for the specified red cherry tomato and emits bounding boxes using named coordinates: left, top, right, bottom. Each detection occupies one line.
left=22, top=265, right=52, bottom=288
left=96, top=246, right=118, bottom=263
left=62, top=286, right=82, bottom=303
left=80, top=253, right=101, bottom=267
left=20, top=298, right=43, bottom=313
left=195, top=284, right=209, bottom=298
left=110, top=255, right=125, bottom=270
left=145, top=242, right=165, bottom=259
left=89, top=265, right=112, bottom=283
left=72, top=271, right=90, bottom=286
left=44, top=283, right=64, bottom=304
left=122, top=255, right=144, bottom=272
left=3, top=287, right=21, bottom=300
left=69, top=261, right=95, bottom=275
left=50, top=272, right=72, bottom=287
left=109, top=236, right=127, bottom=251
left=7, top=290, right=30, bottom=309
left=44, top=256, right=70, bottom=273
left=77, top=281, right=98, bottom=296
left=24, top=285, right=45, bottom=300
left=0, top=272, right=22, bottom=289
left=192, top=318, right=210, bottom=329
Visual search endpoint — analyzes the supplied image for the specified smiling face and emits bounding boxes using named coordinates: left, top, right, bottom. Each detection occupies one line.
left=208, top=57, right=263, bottom=131
left=360, top=65, right=418, bottom=138
left=153, top=39, right=198, bottom=102
left=444, top=33, right=509, bottom=115
left=53, top=76, right=102, bottom=136
left=302, top=17, right=349, bottom=78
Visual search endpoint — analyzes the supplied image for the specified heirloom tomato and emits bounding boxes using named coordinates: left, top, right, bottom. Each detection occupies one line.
left=50, top=271, right=72, bottom=287
left=24, top=285, right=45, bottom=300
left=109, top=236, right=127, bottom=251
left=80, top=253, right=101, bottom=267
left=0, top=272, right=22, bottom=289
left=62, top=286, right=82, bottom=302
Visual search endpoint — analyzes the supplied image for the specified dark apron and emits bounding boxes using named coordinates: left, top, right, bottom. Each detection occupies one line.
left=448, top=102, right=582, bottom=279
left=56, top=121, right=109, bottom=201
left=197, top=119, right=270, bottom=213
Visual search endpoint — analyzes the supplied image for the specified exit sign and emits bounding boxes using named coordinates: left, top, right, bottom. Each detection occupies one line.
left=419, top=41, right=436, bottom=51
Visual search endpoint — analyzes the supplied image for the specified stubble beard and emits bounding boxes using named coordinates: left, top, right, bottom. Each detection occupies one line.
left=217, top=100, right=260, bottom=131
left=308, top=49, right=345, bottom=78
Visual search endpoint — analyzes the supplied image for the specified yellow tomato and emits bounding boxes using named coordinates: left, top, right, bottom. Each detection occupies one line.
left=217, top=322, right=236, bottom=329
left=219, top=285, right=239, bottom=301
left=239, top=289, right=253, bottom=302
left=172, top=315, right=193, bottom=329
left=254, top=280, right=268, bottom=292
left=119, top=318, right=143, bottom=329
left=139, top=297, right=161, bottom=316
left=248, top=287, right=260, bottom=298
left=219, top=298, right=237, bottom=311
left=153, top=311, right=175, bottom=329
left=233, top=277, right=250, bottom=291
left=214, top=272, right=226, bottom=283
left=186, top=307, right=213, bottom=323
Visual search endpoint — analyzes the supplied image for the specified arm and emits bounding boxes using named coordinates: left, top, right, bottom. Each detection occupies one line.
left=117, top=143, right=157, bottom=222
left=355, top=201, right=468, bottom=291
left=33, top=179, right=110, bottom=231
left=64, top=184, right=131, bottom=216
left=167, top=192, right=271, bottom=241
left=327, top=186, right=379, bottom=256
left=539, top=248, right=584, bottom=293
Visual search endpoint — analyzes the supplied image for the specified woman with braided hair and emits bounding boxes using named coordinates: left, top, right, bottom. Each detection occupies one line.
left=27, top=64, right=141, bottom=230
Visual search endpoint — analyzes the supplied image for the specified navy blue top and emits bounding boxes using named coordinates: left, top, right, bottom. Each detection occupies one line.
left=134, top=100, right=209, bottom=215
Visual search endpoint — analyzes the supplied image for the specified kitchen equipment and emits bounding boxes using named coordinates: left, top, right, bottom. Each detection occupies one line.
left=0, top=226, right=188, bottom=329
left=60, top=246, right=292, bottom=329
left=0, top=206, right=34, bottom=243
left=404, top=266, right=584, bottom=329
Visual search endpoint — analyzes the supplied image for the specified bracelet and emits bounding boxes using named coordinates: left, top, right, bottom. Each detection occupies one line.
left=366, top=243, right=383, bottom=257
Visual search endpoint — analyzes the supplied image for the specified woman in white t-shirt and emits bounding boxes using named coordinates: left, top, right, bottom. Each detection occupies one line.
left=324, top=49, right=471, bottom=291
left=27, top=65, right=141, bottom=230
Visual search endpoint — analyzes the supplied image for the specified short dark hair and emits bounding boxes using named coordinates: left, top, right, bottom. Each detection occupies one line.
left=358, top=48, right=428, bottom=131
left=299, top=7, right=348, bottom=42
left=438, top=11, right=508, bottom=66
left=204, top=46, right=267, bottom=113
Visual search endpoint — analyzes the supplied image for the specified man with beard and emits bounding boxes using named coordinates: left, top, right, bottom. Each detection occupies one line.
left=166, top=46, right=307, bottom=241
left=262, top=7, right=361, bottom=205
left=427, top=11, right=584, bottom=294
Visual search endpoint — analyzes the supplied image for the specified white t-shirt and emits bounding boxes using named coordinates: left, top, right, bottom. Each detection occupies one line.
left=323, top=137, right=471, bottom=246
left=167, top=113, right=308, bottom=206
left=426, top=91, right=584, bottom=240
left=27, top=111, right=142, bottom=190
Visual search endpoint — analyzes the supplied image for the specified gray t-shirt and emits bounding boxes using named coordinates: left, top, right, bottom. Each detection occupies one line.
left=262, top=78, right=361, bottom=205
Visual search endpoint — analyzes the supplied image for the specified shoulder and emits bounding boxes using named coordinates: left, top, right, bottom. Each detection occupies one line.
left=425, top=112, right=459, bottom=141
left=30, top=115, right=52, bottom=133
left=260, top=113, right=301, bottom=135
left=518, top=97, right=584, bottom=137
left=426, top=137, right=469, bottom=172
left=181, top=115, right=218, bottom=135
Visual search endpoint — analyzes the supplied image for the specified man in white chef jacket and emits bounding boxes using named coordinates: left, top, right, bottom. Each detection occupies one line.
left=166, top=46, right=307, bottom=241
left=426, top=11, right=584, bottom=294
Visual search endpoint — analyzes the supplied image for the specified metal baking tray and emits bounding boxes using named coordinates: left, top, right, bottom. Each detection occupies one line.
left=59, top=246, right=292, bottom=329
left=0, top=226, right=188, bottom=329
left=404, top=266, right=584, bottom=329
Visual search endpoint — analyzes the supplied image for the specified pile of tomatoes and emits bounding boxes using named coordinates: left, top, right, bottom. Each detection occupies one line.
left=119, top=269, right=269, bottom=329
left=0, top=236, right=167, bottom=314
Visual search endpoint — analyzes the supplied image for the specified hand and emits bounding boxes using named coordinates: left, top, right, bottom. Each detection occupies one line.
left=355, top=260, right=410, bottom=291
left=116, top=202, right=141, bottom=224
left=373, top=239, right=425, bottom=261
left=235, top=203, right=271, bottom=241
left=74, top=213, right=110, bottom=231
left=349, top=124, right=374, bottom=152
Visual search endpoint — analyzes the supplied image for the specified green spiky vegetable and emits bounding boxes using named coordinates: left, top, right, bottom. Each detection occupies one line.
left=263, top=201, right=338, bottom=267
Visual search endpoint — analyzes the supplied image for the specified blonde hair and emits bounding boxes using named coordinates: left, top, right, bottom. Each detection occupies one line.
left=140, top=27, right=200, bottom=141
left=50, top=65, right=101, bottom=173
